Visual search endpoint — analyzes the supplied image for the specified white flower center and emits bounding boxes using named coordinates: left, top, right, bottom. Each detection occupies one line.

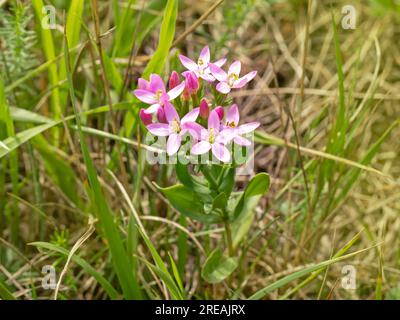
left=228, top=73, right=238, bottom=87
left=208, top=128, right=216, bottom=143
left=170, top=119, right=181, bottom=133
left=156, top=89, right=163, bottom=100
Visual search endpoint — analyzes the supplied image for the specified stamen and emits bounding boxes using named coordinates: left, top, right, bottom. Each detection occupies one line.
left=208, top=128, right=216, bottom=143
left=228, top=73, right=239, bottom=87
left=170, top=119, right=181, bottom=133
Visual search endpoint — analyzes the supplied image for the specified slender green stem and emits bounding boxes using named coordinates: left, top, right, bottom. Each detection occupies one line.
left=224, top=220, right=234, bottom=257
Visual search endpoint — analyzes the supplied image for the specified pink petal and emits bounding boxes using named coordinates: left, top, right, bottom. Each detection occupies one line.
left=214, top=58, right=227, bottom=67
left=211, top=143, right=231, bottom=163
left=199, top=46, right=210, bottom=64
left=179, top=54, right=198, bottom=71
left=209, top=63, right=228, bottom=82
left=232, top=77, right=249, bottom=89
left=149, top=74, right=165, bottom=92
left=226, top=104, right=239, bottom=125
left=238, top=122, right=260, bottom=134
left=216, top=82, right=231, bottom=94
left=217, top=128, right=236, bottom=144
left=167, top=81, right=185, bottom=100
left=147, top=123, right=170, bottom=136
left=134, top=89, right=157, bottom=104
left=160, top=92, right=170, bottom=105
left=167, top=133, right=182, bottom=155
left=164, top=101, right=180, bottom=122
left=181, top=107, right=199, bottom=124
left=138, top=78, right=150, bottom=90
left=244, top=70, right=257, bottom=82
left=233, top=135, right=251, bottom=146
left=199, top=73, right=215, bottom=82
left=228, top=60, right=241, bottom=75
left=208, top=109, right=220, bottom=131
left=144, top=103, right=161, bottom=114
left=191, top=141, right=211, bottom=155
left=182, top=122, right=204, bottom=140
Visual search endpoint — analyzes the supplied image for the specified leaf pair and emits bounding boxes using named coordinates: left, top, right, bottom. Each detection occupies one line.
left=157, top=162, right=270, bottom=283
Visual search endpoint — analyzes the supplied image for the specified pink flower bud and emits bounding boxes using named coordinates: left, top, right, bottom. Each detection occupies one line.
left=169, top=71, right=180, bottom=90
left=139, top=108, right=152, bottom=125
left=214, top=106, right=224, bottom=120
left=156, top=106, right=167, bottom=123
left=184, top=71, right=199, bottom=95
left=199, top=99, right=209, bottom=119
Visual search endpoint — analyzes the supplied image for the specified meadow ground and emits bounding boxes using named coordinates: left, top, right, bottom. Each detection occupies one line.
left=0, top=0, right=399, bottom=300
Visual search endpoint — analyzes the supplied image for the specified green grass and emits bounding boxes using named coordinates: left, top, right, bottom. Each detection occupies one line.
left=0, top=0, right=399, bottom=300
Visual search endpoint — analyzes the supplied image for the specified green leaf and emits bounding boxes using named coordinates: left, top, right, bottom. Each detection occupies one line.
left=2, top=103, right=131, bottom=160
left=33, top=136, right=82, bottom=208
left=32, top=0, right=62, bottom=117
left=138, top=228, right=184, bottom=299
left=254, top=130, right=388, bottom=177
left=59, top=0, right=85, bottom=106
left=63, top=32, right=142, bottom=299
left=142, top=0, right=178, bottom=78
left=244, top=172, right=270, bottom=198
left=0, top=123, right=54, bottom=159
left=175, top=162, right=214, bottom=201
left=218, top=166, right=235, bottom=197
left=248, top=245, right=376, bottom=300
left=201, top=249, right=238, bottom=284
left=0, top=279, right=16, bottom=300
left=168, top=253, right=184, bottom=294
left=212, top=192, right=227, bottom=215
left=112, top=0, right=167, bottom=57
left=30, top=242, right=119, bottom=299
left=139, top=257, right=184, bottom=300
left=156, top=183, right=221, bottom=223
left=231, top=173, right=270, bottom=248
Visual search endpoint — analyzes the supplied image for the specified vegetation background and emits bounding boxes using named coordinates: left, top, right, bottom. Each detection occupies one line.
left=0, top=0, right=399, bottom=300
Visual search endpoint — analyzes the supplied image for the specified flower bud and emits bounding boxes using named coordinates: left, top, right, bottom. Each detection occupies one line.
left=156, top=106, right=167, bottom=123
left=184, top=71, right=199, bottom=95
left=168, top=71, right=180, bottom=90
left=139, top=108, right=152, bottom=125
left=214, top=106, right=224, bottom=120
left=199, top=99, right=209, bottom=119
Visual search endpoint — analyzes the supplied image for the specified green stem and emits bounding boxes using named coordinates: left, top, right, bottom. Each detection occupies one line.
left=224, top=220, right=234, bottom=257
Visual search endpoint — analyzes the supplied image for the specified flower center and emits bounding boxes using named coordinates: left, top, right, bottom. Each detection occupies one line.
left=156, top=89, right=163, bottom=100
left=198, top=58, right=204, bottom=67
left=226, top=121, right=236, bottom=128
left=208, top=128, right=216, bottom=143
left=170, top=119, right=181, bottom=133
left=228, top=73, right=239, bottom=87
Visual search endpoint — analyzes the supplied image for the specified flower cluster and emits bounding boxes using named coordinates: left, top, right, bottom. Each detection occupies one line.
left=134, top=46, right=260, bottom=163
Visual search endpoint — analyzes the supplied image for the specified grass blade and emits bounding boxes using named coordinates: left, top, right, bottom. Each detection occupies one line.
left=248, top=244, right=380, bottom=300
left=30, top=241, right=119, bottom=299
left=63, top=26, right=142, bottom=299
